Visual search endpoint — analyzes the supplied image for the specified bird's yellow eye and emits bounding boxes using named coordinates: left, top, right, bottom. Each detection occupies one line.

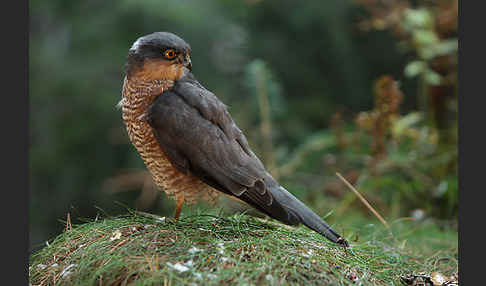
left=164, top=49, right=176, bottom=60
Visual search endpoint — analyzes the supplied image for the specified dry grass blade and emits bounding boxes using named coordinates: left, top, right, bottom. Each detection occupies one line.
left=336, top=172, right=395, bottom=241
left=66, top=212, right=72, bottom=232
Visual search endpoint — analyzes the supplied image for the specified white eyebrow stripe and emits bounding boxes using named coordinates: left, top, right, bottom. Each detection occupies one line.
left=130, top=38, right=142, bottom=51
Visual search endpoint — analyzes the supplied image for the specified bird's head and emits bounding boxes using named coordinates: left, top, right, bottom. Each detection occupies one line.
left=125, top=32, right=192, bottom=81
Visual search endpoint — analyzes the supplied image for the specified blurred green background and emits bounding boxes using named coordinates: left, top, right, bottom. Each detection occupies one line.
left=29, top=0, right=457, bottom=251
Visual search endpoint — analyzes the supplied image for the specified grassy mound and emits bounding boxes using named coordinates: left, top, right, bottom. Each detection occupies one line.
left=29, top=212, right=457, bottom=285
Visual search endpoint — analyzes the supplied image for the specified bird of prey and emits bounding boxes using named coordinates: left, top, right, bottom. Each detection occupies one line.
left=119, top=32, right=348, bottom=247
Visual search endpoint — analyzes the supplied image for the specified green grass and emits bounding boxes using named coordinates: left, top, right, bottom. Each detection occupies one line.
left=29, top=211, right=457, bottom=285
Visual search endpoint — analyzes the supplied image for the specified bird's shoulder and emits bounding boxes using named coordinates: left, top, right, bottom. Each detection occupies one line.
left=149, top=73, right=234, bottom=135
left=175, top=73, right=230, bottom=124
left=148, top=72, right=256, bottom=159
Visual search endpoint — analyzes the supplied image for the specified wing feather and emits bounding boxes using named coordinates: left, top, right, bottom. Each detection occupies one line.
left=146, top=75, right=289, bottom=221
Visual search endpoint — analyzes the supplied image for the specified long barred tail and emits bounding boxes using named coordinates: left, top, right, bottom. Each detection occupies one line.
left=270, top=186, right=349, bottom=247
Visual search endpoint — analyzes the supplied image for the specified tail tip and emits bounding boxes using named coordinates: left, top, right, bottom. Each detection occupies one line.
left=336, top=236, right=349, bottom=248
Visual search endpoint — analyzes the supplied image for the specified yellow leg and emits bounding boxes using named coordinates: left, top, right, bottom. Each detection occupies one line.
left=174, top=194, right=185, bottom=220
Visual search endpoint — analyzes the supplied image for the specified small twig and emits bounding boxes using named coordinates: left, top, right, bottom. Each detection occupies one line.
left=109, top=239, right=129, bottom=253
left=145, top=256, right=154, bottom=272
left=336, top=172, right=395, bottom=241
left=133, top=210, right=167, bottom=222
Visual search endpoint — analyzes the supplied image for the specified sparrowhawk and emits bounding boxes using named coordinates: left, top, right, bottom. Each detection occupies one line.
left=119, top=32, right=348, bottom=247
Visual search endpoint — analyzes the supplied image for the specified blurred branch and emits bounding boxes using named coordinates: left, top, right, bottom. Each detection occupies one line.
left=102, top=170, right=159, bottom=210
left=255, top=63, right=276, bottom=174
left=276, top=133, right=338, bottom=178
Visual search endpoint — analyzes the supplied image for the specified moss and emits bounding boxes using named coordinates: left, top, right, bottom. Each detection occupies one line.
left=29, top=212, right=457, bottom=285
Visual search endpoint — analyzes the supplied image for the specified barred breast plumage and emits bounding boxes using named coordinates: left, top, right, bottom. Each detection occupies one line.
left=120, top=76, right=220, bottom=204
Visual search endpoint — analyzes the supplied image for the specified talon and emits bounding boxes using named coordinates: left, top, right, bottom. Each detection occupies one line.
left=174, top=194, right=185, bottom=220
